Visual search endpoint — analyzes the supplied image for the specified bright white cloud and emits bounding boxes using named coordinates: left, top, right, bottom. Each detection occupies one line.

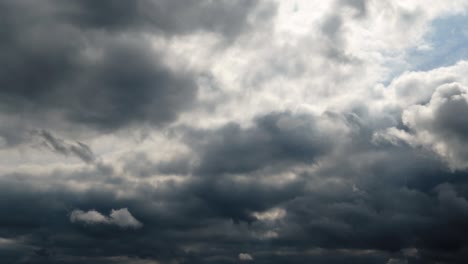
left=374, top=61, right=468, bottom=170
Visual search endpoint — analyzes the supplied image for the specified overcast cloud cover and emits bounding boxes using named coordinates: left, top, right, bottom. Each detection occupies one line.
left=2, top=0, right=468, bottom=263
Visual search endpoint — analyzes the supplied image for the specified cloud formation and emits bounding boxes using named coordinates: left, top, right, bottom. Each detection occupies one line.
left=0, top=0, right=274, bottom=135
left=2, top=1, right=468, bottom=264
left=70, top=208, right=143, bottom=229
left=239, top=253, right=254, bottom=261
left=182, top=111, right=338, bottom=175
left=35, top=129, right=96, bottom=163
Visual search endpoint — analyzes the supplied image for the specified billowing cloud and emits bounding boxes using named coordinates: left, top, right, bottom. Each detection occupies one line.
left=182, top=111, right=340, bottom=176
left=374, top=62, right=468, bottom=170
left=2, top=1, right=468, bottom=264
left=0, top=0, right=275, bottom=136
left=402, top=83, right=468, bottom=169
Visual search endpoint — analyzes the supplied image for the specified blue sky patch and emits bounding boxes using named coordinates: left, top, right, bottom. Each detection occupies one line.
left=407, top=14, right=468, bottom=71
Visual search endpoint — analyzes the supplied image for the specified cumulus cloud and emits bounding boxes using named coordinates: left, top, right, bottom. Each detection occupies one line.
left=401, top=83, right=468, bottom=169
left=375, top=64, right=468, bottom=170
left=70, top=208, right=143, bottom=229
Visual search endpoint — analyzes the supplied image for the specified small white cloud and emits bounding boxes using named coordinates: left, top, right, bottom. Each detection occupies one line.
left=252, top=208, right=286, bottom=221
left=70, top=210, right=108, bottom=225
left=70, top=208, right=142, bottom=229
left=238, top=253, right=254, bottom=261
left=109, top=208, right=143, bottom=229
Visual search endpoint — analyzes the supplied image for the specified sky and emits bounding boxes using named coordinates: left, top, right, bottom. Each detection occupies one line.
left=1, top=0, right=468, bottom=263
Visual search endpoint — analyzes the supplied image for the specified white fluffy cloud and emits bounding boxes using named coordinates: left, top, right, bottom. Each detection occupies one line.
left=70, top=208, right=143, bottom=229
left=157, top=0, right=468, bottom=134
left=374, top=62, right=468, bottom=170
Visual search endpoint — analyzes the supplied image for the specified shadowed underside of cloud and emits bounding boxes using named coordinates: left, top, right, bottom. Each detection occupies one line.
left=183, top=111, right=337, bottom=175
left=2, top=106, right=468, bottom=263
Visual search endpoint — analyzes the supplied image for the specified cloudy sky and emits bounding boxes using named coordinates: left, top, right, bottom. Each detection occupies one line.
left=2, top=0, right=468, bottom=263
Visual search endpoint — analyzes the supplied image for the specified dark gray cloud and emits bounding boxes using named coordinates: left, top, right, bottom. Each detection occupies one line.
left=3, top=132, right=468, bottom=263
left=0, top=0, right=275, bottom=136
left=2, top=109, right=468, bottom=263
left=35, top=129, right=95, bottom=163
left=0, top=26, right=195, bottom=132
left=185, top=111, right=334, bottom=175
left=61, top=0, right=275, bottom=37
left=2, top=1, right=468, bottom=264
left=2, top=106, right=468, bottom=263
left=341, top=0, right=368, bottom=18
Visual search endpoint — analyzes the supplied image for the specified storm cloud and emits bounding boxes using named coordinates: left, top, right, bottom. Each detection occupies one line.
left=0, top=0, right=274, bottom=135
left=2, top=1, right=468, bottom=264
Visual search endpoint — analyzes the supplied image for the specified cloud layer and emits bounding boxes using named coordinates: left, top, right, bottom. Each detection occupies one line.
left=1, top=1, right=468, bottom=264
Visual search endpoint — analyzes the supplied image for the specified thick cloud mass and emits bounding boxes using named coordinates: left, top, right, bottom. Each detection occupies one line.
left=0, top=0, right=273, bottom=134
left=2, top=1, right=468, bottom=264
left=402, top=83, right=468, bottom=169
left=64, top=0, right=271, bottom=37
left=184, top=112, right=335, bottom=175
left=0, top=1, right=194, bottom=132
